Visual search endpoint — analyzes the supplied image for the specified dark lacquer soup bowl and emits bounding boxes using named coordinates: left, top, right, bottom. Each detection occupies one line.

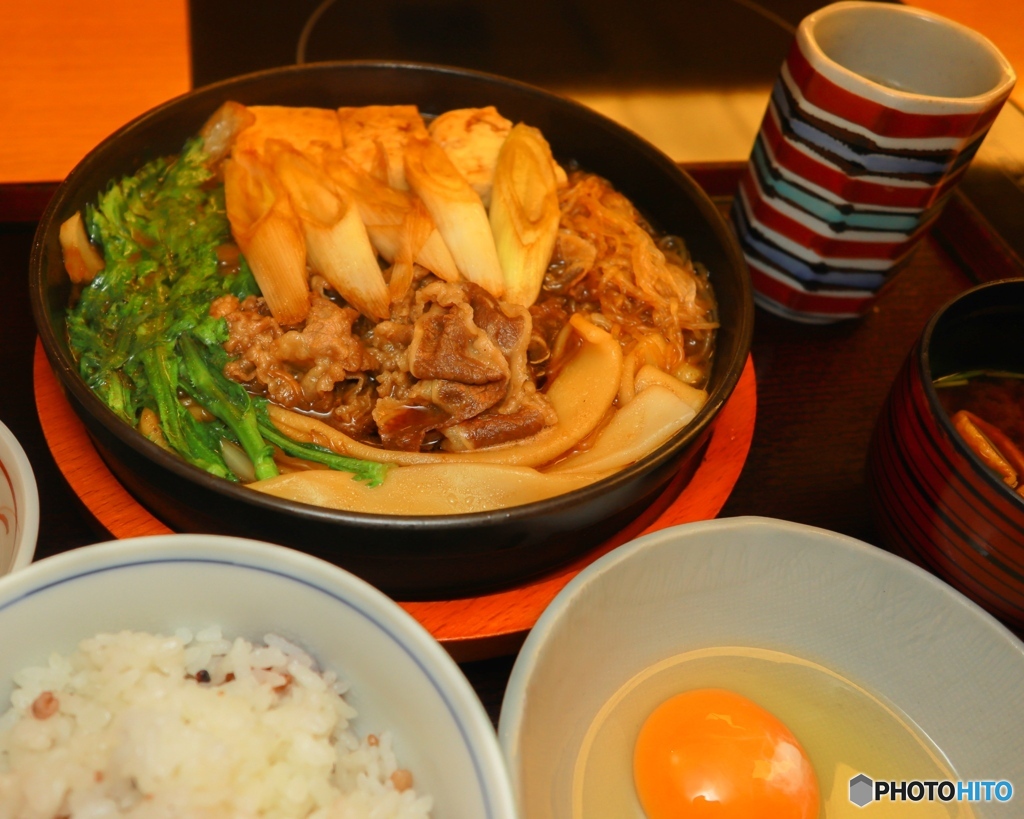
left=868, top=279, right=1024, bottom=631
left=31, top=62, right=753, bottom=599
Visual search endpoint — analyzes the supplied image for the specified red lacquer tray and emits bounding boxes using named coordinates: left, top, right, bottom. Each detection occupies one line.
left=34, top=342, right=756, bottom=660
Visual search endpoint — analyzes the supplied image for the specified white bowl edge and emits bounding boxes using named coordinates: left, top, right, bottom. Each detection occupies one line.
left=0, top=534, right=516, bottom=819
left=498, top=516, right=1024, bottom=816
left=0, top=420, right=39, bottom=574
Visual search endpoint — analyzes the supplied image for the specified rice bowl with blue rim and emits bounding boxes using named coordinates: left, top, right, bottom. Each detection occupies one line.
left=0, top=535, right=515, bottom=818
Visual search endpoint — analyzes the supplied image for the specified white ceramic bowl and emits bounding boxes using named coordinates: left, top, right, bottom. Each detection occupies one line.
left=498, top=516, right=1024, bottom=817
left=0, top=421, right=38, bottom=574
left=0, top=534, right=516, bottom=818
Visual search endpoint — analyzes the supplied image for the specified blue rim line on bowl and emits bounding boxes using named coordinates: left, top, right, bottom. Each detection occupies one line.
left=0, top=535, right=515, bottom=818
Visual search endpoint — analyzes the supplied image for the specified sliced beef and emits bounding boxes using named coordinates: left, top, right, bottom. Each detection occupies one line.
left=329, top=377, right=377, bottom=440
left=372, top=377, right=507, bottom=450
left=468, top=284, right=528, bottom=358
left=216, top=274, right=558, bottom=452
left=468, top=284, right=534, bottom=414
left=429, top=378, right=508, bottom=419
left=442, top=404, right=550, bottom=451
left=217, top=291, right=370, bottom=414
left=274, top=295, right=370, bottom=408
left=408, top=283, right=509, bottom=385
left=372, top=394, right=450, bottom=451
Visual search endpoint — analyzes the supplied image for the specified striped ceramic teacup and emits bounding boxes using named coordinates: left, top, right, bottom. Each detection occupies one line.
left=732, top=1, right=1015, bottom=323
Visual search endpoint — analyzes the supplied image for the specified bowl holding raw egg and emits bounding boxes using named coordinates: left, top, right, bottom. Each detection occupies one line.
left=497, top=516, right=1024, bottom=818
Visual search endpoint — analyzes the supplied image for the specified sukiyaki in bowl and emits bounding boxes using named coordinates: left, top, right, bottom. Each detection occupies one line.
left=31, top=62, right=753, bottom=599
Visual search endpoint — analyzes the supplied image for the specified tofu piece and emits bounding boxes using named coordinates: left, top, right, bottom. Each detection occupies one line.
left=232, top=105, right=343, bottom=156
left=427, top=106, right=513, bottom=207
left=336, top=105, right=429, bottom=190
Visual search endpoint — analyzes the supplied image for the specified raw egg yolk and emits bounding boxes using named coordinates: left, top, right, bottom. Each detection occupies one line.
left=633, top=688, right=819, bottom=819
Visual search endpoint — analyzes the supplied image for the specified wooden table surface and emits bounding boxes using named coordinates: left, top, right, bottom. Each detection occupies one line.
left=1, top=0, right=1021, bottom=724
left=1, top=0, right=1020, bottom=188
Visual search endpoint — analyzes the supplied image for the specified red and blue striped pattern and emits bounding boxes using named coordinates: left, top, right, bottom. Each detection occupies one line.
left=733, top=34, right=1012, bottom=323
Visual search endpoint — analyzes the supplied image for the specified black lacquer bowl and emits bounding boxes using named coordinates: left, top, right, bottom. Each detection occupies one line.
left=31, top=62, right=753, bottom=599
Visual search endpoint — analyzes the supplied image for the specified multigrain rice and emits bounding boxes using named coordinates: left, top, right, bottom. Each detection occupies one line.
left=0, top=627, right=433, bottom=818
